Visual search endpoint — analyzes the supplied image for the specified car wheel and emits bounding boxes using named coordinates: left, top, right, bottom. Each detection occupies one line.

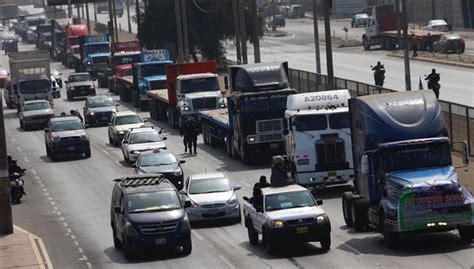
left=320, top=234, right=331, bottom=251
left=124, top=154, right=129, bottom=164
left=19, top=119, right=23, bottom=129
left=342, top=191, right=354, bottom=228
left=122, top=236, right=136, bottom=260
left=234, top=209, right=242, bottom=224
left=46, top=144, right=51, bottom=157
left=109, top=134, right=114, bottom=145
left=263, top=229, right=276, bottom=254
left=50, top=150, right=57, bottom=162
left=459, top=226, right=474, bottom=244
left=182, top=236, right=192, bottom=255
left=67, top=91, right=73, bottom=101
left=247, top=220, right=259, bottom=245
left=84, top=148, right=91, bottom=158
left=112, top=226, right=121, bottom=249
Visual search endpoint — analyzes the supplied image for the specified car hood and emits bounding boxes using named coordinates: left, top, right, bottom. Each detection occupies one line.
left=89, top=106, right=116, bottom=113
left=114, top=123, right=145, bottom=132
left=265, top=206, right=326, bottom=221
left=69, top=81, right=94, bottom=87
left=188, top=191, right=233, bottom=205
left=22, top=109, right=54, bottom=117
left=127, top=209, right=184, bottom=224
left=127, top=142, right=166, bottom=152
left=388, top=166, right=458, bottom=187
left=139, top=164, right=180, bottom=174
left=51, top=129, right=86, bottom=137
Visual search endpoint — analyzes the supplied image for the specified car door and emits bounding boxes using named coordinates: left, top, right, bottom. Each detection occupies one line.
left=83, top=99, right=89, bottom=117
left=121, top=131, right=130, bottom=157
left=115, top=193, right=126, bottom=237
left=108, top=114, right=116, bottom=137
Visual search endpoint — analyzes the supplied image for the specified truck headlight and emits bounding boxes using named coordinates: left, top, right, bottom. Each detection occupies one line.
left=125, top=221, right=139, bottom=237
left=183, top=106, right=190, bottom=111
left=89, top=85, right=95, bottom=90
left=88, top=111, right=95, bottom=116
left=118, top=131, right=125, bottom=135
left=247, top=135, right=256, bottom=143
left=219, top=103, right=226, bottom=108
left=271, top=220, right=285, bottom=228
left=316, top=214, right=329, bottom=223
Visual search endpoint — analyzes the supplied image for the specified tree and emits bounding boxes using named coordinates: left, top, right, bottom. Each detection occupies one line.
left=138, top=0, right=264, bottom=62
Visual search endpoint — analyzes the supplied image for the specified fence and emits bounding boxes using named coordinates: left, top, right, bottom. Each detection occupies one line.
left=287, top=68, right=474, bottom=157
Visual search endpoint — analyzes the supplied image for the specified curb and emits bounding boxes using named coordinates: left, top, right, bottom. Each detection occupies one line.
left=14, top=225, right=54, bottom=269
left=387, top=53, right=474, bottom=69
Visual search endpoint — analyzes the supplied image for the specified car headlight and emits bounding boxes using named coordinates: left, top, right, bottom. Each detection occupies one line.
left=172, top=170, right=183, bottom=176
left=118, top=131, right=125, bottom=135
left=190, top=200, right=199, bottom=208
left=88, top=111, right=95, bottom=116
left=131, top=150, right=140, bottom=155
left=247, top=135, right=256, bottom=143
left=51, top=135, right=60, bottom=142
left=125, top=221, right=139, bottom=237
left=81, top=134, right=89, bottom=141
left=316, top=214, right=329, bottom=223
left=89, top=85, right=95, bottom=90
left=219, top=103, right=226, bottom=108
left=226, top=196, right=238, bottom=205
left=270, top=220, right=285, bottom=228
left=183, top=106, right=190, bottom=111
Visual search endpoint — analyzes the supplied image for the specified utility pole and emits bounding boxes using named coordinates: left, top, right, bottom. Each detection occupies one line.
left=85, top=0, right=90, bottom=32
left=271, top=0, right=276, bottom=32
left=112, top=0, right=119, bottom=42
left=401, top=0, right=411, bottom=91
left=181, top=0, right=190, bottom=63
left=323, top=0, right=334, bottom=90
left=251, top=0, right=260, bottom=63
left=0, top=97, right=12, bottom=235
left=108, top=0, right=115, bottom=45
left=76, top=4, right=81, bottom=22
left=312, top=0, right=321, bottom=74
left=238, top=0, right=248, bottom=64
left=68, top=0, right=72, bottom=18
left=232, top=0, right=241, bottom=63
left=126, top=0, right=131, bottom=33
left=395, top=0, right=401, bottom=49
left=136, top=0, right=142, bottom=49
left=174, top=0, right=184, bottom=63
left=93, top=2, right=97, bottom=22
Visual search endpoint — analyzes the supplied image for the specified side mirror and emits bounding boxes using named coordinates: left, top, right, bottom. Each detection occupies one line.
left=316, top=199, right=323, bottom=206
left=84, top=124, right=89, bottom=129
left=224, top=76, right=229, bottom=90
left=64, top=81, right=68, bottom=84
left=179, top=160, right=186, bottom=164
left=233, top=185, right=241, bottom=191
left=44, top=128, right=50, bottom=133
left=122, top=140, right=128, bottom=144
left=114, top=206, right=122, bottom=214
left=361, top=155, right=369, bottom=175
left=283, top=129, right=289, bottom=136
left=179, top=190, right=187, bottom=195
left=131, top=162, right=136, bottom=168
left=242, top=196, right=249, bottom=202
left=162, top=137, right=167, bottom=141
left=184, top=200, right=192, bottom=208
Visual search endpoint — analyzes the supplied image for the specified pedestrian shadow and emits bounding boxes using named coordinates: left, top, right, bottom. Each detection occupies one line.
left=311, top=184, right=355, bottom=200
left=238, top=240, right=328, bottom=260
left=103, top=246, right=190, bottom=264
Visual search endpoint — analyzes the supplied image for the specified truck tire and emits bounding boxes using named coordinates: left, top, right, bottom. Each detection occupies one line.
left=181, top=236, right=192, bottom=255
left=226, top=136, right=233, bottom=158
left=263, top=229, right=276, bottom=254
left=202, top=122, right=209, bottom=145
left=240, top=145, right=250, bottom=164
left=352, top=198, right=369, bottom=231
left=342, top=191, right=354, bottom=228
left=247, top=220, right=259, bottom=245
left=458, top=226, right=474, bottom=244
left=320, top=234, right=331, bottom=251
left=363, top=37, right=370, bottom=50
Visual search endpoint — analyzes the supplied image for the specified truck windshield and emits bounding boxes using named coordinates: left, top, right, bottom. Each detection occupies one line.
left=378, top=142, right=452, bottom=173
left=23, top=102, right=50, bottom=111
left=19, top=80, right=50, bottom=94
left=139, top=153, right=177, bottom=167
left=127, top=191, right=181, bottom=213
left=141, top=64, right=166, bottom=77
left=328, top=112, right=350, bottom=129
left=239, top=94, right=288, bottom=113
left=85, top=44, right=110, bottom=55
left=293, top=115, right=327, bottom=131
left=265, top=190, right=315, bottom=211
left=180, top=77, right=219, bottom=94
left=68, top=37, right=79, bottom=46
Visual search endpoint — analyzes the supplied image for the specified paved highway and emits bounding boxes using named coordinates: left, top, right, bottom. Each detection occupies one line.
left=4, top=42, right=474, bottom=268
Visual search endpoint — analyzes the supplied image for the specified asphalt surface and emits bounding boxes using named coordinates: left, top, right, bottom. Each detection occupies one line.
left=3, top=41, right=474, bottom=268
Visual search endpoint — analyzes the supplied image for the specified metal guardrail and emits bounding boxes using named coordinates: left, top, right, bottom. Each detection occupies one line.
left=288, top=68, right=474, bottom=156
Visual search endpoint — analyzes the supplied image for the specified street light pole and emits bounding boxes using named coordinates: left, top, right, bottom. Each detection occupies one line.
left=232, top=0, right=241, bottom=63
left=174, top=0, right=184, bottom=63
left=126, top=0, right=132, bottom=33
left=67, top=0, right=72, bottom=18
left=402, top=0, right=411, bottom=91
left=251, top=0, right=260, bottom=63
left=181, top=0, right=190, bottom=63
left=111, top=0, right=119, bottom=42
left=85, top=0, right=90, bottom=32
left=323, top=0, right=334, bottom=90
left=0, top=96, right=13, bottom=235
left=108, top=0, right=115, bottom=45
left=313, top=0, right=321, bottom=74
left=136, top=0, right=142, bottom=49
left=238, top=0, right=248, bottom=64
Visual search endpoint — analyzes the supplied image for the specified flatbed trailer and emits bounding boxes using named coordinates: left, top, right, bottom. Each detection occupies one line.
left=116, top=75, right=134, bottom=102
left=198, top=108, right=231, bottom=149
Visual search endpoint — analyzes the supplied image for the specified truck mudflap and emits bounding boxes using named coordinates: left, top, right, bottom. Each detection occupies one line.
left=394, top=183, right=474, bottom=232
left=295, top=169, right=354, bottom=186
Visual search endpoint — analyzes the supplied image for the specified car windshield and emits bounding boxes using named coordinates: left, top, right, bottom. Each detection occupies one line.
left=189, top=177, right=232, bottom=194
left=51, top=119, right=83, bottom=131
left=127, top=191, right=181, bottom=213
left=69, top=74, right=92, bottom=83
left=265, top=190, right=315, bottom=212
left=130, top=131, right=162, bottom=144
left=23, top=102, right=50, bottom=111
left=89, top=98, right=114, bottom=108
left=84, top=43, right=110, bottom=55
left=140, top=152, right=177, bottom=167
left=115, top=115, right=141, bottom=125
left=328, top=112, right=350, bottom=129
left=180, top=77, right=219, bottom=94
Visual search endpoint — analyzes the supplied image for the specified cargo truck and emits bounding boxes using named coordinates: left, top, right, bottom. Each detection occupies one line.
left=363, top=5, right=444, bottom=50
left=50, top=18, right=73, bottom=60
left=7, top=50, right=52, bottom=112
left=342, top=90, right=473, bottom=245
left=284, top=90, right=354, bottom=187
left=74, top=34, right=111, bottom=75
left=147, top=60, right=227, bottom=127
left=62, top=24, right=89, bottom=68
left=190, top=62, right=296, bottom=163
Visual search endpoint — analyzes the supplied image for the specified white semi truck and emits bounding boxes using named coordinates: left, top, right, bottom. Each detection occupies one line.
left=284, top=90, right=354, bottom=187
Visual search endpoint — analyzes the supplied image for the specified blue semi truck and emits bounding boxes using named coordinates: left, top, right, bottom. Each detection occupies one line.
left=342, top=90, right=473, bottom=245
left=74, top=34, right=111, bottom=75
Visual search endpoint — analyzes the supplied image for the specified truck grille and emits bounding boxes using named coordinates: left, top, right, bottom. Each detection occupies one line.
left=139, top=221, right=178, bottom=235
left=60, top=136, right=81, bottom=142
left=192, top=97, right=217, bottom=110
left=92, top=56, right=109, bottom=65
left=315, top=135, right=349, bottom=172
left=256, top=119, right=283, bottom=133
left=259, top=133, right=283, bottom=142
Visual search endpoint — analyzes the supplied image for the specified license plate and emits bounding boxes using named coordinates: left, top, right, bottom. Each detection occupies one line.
left=208, top=209, right=219, bottom=215
left=155, top=238, right=166, bottom=245
left=296, top=227, right=308, bottom=234
left=67, top=146, right=75, bottom=151
left=269, top=143, right=279, bottom=149
left=81, top=91, right=86, bottom=95
left=100, top=116, right=107, bottom=121
left=328, top=171, right=337, bottom=177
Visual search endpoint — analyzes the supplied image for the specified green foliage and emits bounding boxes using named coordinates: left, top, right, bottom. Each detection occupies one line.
left=139, top=0, right=264, bottom=61
left=94, top=22, right=108, bottom=34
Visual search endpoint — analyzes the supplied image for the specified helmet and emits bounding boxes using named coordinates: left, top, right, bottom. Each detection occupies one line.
left=272, top=155, right=284, bottom=166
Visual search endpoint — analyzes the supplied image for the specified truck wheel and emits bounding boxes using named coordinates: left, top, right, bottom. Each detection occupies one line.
left=202, top=123, right=209, bottom=145
left=352, top=198, right=369, bottom=231
left=263, top=230, right=276, bottom=254
left=458, top=226, right=474, bottom=244
left=240, top=145, right=250, bottom=164
left=383, top=226, right=399, bottom=247
left=226, top=137, right=233, bottom=158
left=342, top=191, right=354, bottom=228
left=363, top=39, right=370, bottom=50
left=181, top=236, right=192, bottom=255
left=320, top=234, right=331, bottom=251
left=247, top=221, right=259, bottom=245
left=84, top=148, right=91, bottom=158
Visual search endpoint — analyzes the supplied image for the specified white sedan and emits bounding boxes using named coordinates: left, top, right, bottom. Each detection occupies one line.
left=121, top=127, right=167, bottom=164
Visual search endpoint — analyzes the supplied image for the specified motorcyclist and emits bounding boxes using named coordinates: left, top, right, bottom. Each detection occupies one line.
left=7, top=155, right=25, bottom=175
left=371, top=61, right=385, bottom=87
left=425, top=68, right=441, bottom=99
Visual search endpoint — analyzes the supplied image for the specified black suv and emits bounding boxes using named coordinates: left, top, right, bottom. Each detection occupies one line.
left=110, top=175, right=192, bottom=260
left=44, top=115, right=91, bottom=161
left=83, top=95, right=118, bottom=126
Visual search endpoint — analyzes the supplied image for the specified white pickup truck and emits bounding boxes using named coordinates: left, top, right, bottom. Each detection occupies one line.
left=242, top=184, right=331, bottom=254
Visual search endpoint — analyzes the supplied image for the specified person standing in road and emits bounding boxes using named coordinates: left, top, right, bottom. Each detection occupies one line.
left=185, top=117, right=200, bottom=155
left=426, top=33, right=433, bottom=53
left=180, top=117, right=190, bottom=153
left=411, top=35, right=418, bottom=57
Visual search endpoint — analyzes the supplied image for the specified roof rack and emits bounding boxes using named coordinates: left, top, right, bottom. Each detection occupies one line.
left=113, top=175, right=167, bottom=188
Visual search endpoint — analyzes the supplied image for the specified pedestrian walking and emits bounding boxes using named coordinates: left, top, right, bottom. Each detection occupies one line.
left=180, top=117, right=190, bottom=153
left=426, top=33, right=433, bottom=53
left=185, top=117, right=200, bottom=155
left=411, top=35, right=418, bottom=57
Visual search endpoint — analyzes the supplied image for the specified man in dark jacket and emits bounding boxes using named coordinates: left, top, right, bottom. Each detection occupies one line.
left=270, top=156, right=294, bottom=186
left=180, top=117, right=190, bottom=153
left=185, top=117, right=200, bottom=155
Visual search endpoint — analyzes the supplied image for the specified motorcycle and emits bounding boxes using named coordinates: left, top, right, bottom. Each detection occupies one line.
left=10, top=169, right=26, bottom=204
left=425, top=74, right=441, bottom=99
left=371, top=65, right=385, bottom=87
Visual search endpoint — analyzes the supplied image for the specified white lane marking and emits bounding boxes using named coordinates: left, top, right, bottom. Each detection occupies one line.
left=63, top=222, right=69, bottom=227
left=101, top=149, right=110, bottom=156
left=81, top=255, right=88, bottom=261
left=66, top=228, right=72, bottom=234
left=218, top=255, right=236, bottom=269
left=56, top=211, right=62, bottom=216
left=16, top=146, right=22, bottom=152
left=23, top=157, right=29, bottom=163
left=31, top=169, right=37, bottom=176
left=86, top=262, right=93, bottom=269
left=11, top=138, right=15, bottom=143
left=73, top=240, right=79, bottom=246
left=59, top=217, right=65, bottom=221
left=192, top=230, right=204, bottom=240
left=70, top=234, right=76, bottom=240
left=78, top=248, right=84, bottom=254
left=53, top=206, right=58, bottom=211
left=240, top=180, right=251, bottom=188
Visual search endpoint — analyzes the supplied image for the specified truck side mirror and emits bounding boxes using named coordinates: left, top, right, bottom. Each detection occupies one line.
left=224, top=76, right=229, bottom=90
left=361, top=155, right=369, bottom=175
left=114, top=206, right=122, bottom=214
left=283, top=129, right=289, bottom=136
left=453, top=141, right=470, bottom=168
